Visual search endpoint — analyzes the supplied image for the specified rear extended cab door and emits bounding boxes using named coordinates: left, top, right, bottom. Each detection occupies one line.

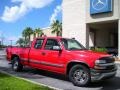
left=20, top=47, right=31, bottom=65
left=28, top=38, right=45, bottom=68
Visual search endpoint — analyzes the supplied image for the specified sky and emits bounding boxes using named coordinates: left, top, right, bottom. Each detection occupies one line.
left=0, top=0, right=62, bottom=45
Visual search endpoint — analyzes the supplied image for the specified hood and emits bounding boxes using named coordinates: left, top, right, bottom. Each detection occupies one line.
left=69, top=50, right=111, bottom=60
left=67, top=50, right=112, bottom=68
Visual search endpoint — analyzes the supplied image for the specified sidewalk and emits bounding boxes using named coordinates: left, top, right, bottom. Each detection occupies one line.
left=0, top=50, right=6, bottom=56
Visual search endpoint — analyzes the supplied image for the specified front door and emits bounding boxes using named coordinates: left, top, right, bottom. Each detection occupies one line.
left=41, top=39, right=64, bottom=73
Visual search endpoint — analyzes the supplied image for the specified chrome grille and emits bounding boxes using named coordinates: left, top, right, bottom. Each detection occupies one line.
left=99, top=57, right=115, bottom=63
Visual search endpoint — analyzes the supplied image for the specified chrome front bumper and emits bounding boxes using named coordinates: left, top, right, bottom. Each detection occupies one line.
left=90, top=68, right=117, bottom=82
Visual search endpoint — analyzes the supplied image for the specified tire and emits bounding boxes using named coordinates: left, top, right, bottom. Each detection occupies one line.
left=69, top=64, right=90, bottom=87
left=12, top=57, right=23, bottom=72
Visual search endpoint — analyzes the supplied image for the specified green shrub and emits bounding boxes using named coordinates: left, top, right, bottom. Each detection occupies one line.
left=90, top=47, right=107, bottom=53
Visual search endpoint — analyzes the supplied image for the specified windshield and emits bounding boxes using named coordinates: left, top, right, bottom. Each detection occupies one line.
left=61, top=38, right=86, bottom=50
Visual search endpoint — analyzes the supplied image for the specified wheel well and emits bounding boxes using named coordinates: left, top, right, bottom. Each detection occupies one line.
left=66, top=62, right=89, bottom=75
left=11, top=54, right=19, bottom=61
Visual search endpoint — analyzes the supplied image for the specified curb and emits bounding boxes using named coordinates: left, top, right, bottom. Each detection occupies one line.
left=0, top=70, right=62, bottom=90
left=0, top=54, right=6, bottom=56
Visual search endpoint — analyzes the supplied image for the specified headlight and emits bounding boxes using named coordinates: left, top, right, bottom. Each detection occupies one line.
left=95, top=60, right=106, bottom=65
left=94, top=60, right=107, bottom=69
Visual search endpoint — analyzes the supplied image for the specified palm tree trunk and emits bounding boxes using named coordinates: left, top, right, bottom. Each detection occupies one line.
left=34, top=33, right=36, bottom=39
left=57, top=32, right=59, bottom=36
left=24, top=36, right=27, bottom=45
left=29, top=35, right=31, bottom=45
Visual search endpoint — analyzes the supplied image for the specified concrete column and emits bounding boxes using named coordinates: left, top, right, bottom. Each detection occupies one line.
left=86, top=25, right=90, bottom=49
left=118, top=20, right=120, bottom=58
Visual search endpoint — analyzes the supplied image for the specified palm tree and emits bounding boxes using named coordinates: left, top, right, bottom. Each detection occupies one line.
left=51, top=20, right=62, bottom=36
left=16, top=38, right=25, bottom=47
left=33, top=31, right=36, bottom=38
left=34, top=28, right=43, bottom=37
left=22, top=27, right=33, bottom=45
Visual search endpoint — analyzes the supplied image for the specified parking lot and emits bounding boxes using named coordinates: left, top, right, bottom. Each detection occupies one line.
left=0, top=50, right=120, bottom=90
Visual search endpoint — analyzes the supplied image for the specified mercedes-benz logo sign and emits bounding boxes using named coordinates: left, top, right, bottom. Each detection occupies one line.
left=92, top=0, right=108, bottom=11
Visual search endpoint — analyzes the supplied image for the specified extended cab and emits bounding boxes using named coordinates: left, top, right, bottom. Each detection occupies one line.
left=6, top=37, right=117, bottom=86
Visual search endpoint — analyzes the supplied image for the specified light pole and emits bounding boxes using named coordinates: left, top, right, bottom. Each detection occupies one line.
left=1, top=37, right=4, bottom=46
left=0, top=34, right=5, bottom=48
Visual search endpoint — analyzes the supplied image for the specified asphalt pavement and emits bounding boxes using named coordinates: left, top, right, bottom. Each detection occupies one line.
left=0, top=50, right=120, bottom=90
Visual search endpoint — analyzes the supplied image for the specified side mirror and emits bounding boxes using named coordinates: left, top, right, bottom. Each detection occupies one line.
left=53, top=46, right=62, bottom=51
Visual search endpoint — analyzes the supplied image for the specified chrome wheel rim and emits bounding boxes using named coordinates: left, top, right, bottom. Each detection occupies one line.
left=73, top=69, right=88, bottom=84
left=13, top=61, right=18, bottom=70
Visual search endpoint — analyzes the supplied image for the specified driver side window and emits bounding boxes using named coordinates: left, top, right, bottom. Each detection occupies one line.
left=45, top=39, right=59, bottom=50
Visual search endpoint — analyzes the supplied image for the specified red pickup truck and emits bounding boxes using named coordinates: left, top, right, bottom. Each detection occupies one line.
left=6, top=37, right=117, bottom=86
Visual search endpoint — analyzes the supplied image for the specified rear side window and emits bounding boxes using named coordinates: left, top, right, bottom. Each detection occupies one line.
left=34, top=39, right=44, bottom=49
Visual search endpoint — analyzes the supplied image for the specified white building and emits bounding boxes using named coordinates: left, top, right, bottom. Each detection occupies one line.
left=42, top=27, right=56, bottom=37
left=62, top=0, right=120, bottom=57
left=30, top=27, right=56, bottom=41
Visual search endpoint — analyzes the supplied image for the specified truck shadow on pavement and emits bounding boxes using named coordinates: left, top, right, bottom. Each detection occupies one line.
left=88, top=77, right=120, bottom=90
left=22, top=67, right=68, bottom=81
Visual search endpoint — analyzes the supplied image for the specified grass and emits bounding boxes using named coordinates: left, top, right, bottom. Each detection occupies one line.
left=0, top=72, right=53, bottom=90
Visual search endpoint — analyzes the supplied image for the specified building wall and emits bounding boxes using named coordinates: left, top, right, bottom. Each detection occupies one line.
left=42, top=27, right=56, bottom=37
left=119, top=0, right=120, bottom=18
left=86, top=0, right=119, bottom=23
left=62, top=0, right=88, bottom=47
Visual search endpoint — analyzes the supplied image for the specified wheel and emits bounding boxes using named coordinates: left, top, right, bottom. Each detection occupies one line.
left=69, top=64, right=90, bottom=87
left=12, top=57, right=23, bottom=72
